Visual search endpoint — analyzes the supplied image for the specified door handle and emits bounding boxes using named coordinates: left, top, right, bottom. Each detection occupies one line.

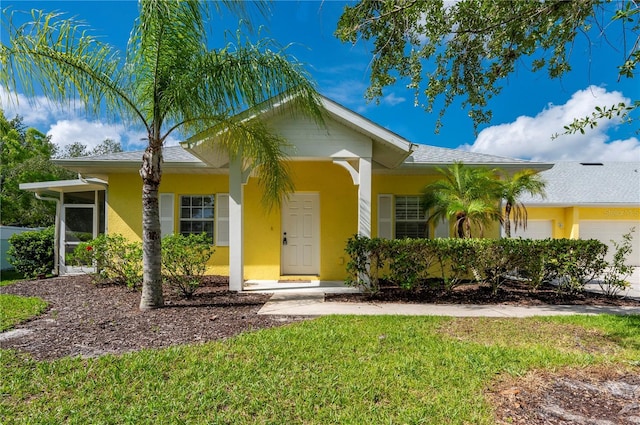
left=282, top=232, right=287, bottom=246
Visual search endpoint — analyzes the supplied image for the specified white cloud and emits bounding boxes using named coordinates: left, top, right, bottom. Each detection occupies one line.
left=460, top=86, right=640, bottom=162
left=48, top=121, right=181, bottom=150
left=47, top=119, right=126, bottom=150
left=321, top=79, right=369, bottom=111
left=0, top=86, right=87, bottom=125
left=1, top=86, right=184, bottom=151
left=382, top=92, right=406, bottom=106
left=1, top=86, right=54, bottom=125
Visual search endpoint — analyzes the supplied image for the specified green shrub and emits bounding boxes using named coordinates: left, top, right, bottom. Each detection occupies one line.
left=599, top=228, right=635, bottom=297
left=386, top=239, right=436, bottom=290
left=345, top=235, right=386, bottom=293
left=72, top=234, right=143, bottom=289
left=511, top=238, right=551, bottom=290
left=551, top=238, right=608, bottom=293
left=344, top=236, right=611, bottom=296
left=431, top=238, right=475, bottom=291
left=161, top=233, right=214, bottom=297
left=7, top=227, right=54, bottom=278
left=470, top=238, right=526, bottom=295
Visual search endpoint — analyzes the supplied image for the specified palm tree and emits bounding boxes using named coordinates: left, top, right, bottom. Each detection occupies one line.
left=499, top=169, right=546, bottom=238
left=1, top=1, right=321, bottom=310
left=423, top=162, right=502, bottom=238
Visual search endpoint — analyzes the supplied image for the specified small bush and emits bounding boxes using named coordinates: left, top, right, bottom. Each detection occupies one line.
left=552, top=239, right=608, bottom=293
left=345, top=234, right=387, bottom=293
left=431, top=238, right=476, bottom=291
left=7, top=227, right=54, bottom=279
left=162, top=233, right=214, bottom=297
left=72, top=234, right=143, bottom=289
left=599, top=228, right=635, bottom=297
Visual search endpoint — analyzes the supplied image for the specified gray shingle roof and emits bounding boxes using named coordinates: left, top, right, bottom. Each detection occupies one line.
left=519, top=162, right=640, bottom=205
left=59, top=146, right=202, bottom=163
left=61, top=144, right=543, bottom=168
left=405, top=144, right=534, bottom=165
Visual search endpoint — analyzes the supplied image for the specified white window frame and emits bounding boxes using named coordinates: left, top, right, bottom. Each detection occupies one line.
left=179, top=194, right=215, bottom=242
left=394, top=195, right=428, bottom=239
left=378, top=194, right=430, bottom=239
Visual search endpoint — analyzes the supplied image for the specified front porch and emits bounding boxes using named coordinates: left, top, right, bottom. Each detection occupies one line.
left=183, top=96, right=414, bottom=291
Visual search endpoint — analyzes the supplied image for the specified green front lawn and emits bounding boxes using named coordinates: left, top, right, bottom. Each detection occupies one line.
left=0, top=294, right=48, bottom=332
left=1, top=314, right=638, bottom=424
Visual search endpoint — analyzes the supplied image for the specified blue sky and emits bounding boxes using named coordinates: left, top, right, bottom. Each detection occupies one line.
left=1, top=0, right=639, bottom=162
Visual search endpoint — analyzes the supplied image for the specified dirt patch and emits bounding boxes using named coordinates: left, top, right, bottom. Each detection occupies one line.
left=488, top=367, right=640, bottom=424
left=0, top=275, right=308, bottom=361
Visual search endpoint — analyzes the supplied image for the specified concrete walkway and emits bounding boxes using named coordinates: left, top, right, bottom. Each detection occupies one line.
left=250, top=269, right=640, bottom=317
left=257, top=291, right=640, bottom=317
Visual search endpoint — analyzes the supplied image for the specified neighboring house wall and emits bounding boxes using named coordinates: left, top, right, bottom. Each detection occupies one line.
left=526, top=206, right=640, bottom=266
left=0, top=226, right=42, bottom=270
left=518, top=162, right=640, bottom=266
left=526, top=206, right=639, bottom=239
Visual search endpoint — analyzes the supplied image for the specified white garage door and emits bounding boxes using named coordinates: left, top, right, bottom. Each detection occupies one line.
left=509, top=220, right=553, bottom=240
left=580, top=220, right=640, bottom=266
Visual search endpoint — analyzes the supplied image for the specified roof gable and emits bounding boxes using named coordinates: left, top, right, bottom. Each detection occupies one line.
left=183, top=94, right=414, bottom=169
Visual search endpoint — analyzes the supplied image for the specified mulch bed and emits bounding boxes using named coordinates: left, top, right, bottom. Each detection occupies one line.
left=326, top=279, right=640, bottom=306
left=0, top=275, right=308, bottom=361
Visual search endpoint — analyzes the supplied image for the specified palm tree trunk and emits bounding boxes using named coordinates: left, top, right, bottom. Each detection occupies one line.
left=504, top=203, right=512, bottom=238
left=139, top=142, right=164, bottom=309
left=456, top=213, right=465, bottom=238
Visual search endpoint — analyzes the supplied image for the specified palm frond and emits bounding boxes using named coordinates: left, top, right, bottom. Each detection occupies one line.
left=1, top=8, right=139, bottom=125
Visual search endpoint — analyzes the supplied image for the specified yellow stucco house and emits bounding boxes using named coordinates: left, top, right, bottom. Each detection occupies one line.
left=27, top=95, right=617, bottom=290
left=510, top=161, right=640, bottom=266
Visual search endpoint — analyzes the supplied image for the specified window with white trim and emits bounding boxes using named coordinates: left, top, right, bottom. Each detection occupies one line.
left=180, top=195, right=215, bottom=241
left=378, top=194, right=430, bottom=239
left=394, top=195, right=428, bottom=239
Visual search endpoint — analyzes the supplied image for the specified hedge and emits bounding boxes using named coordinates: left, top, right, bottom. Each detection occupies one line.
left=345, top=236, right=610, bottom=295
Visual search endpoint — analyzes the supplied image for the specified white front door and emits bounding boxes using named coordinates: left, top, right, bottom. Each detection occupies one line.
left=282, top=193, right=320, bottom=275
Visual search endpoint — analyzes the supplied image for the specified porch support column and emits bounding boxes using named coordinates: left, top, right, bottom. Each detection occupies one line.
left=229, top=154, right=244, bottom=292
left=358, top=157, right=372, bottom=237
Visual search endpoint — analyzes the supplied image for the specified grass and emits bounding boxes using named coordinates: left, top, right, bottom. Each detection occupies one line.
left=0, top=294, right=48, bottom=332
left=0, top=269, right=26, bottom=287
left=1, top=314, right=639, bottom=424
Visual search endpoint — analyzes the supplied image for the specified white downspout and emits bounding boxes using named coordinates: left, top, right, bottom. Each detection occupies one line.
left=35, top=192, right=61, bottom=276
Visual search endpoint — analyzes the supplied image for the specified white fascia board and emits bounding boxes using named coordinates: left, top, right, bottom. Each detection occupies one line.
left=20, top=178, right=107, bottom=193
